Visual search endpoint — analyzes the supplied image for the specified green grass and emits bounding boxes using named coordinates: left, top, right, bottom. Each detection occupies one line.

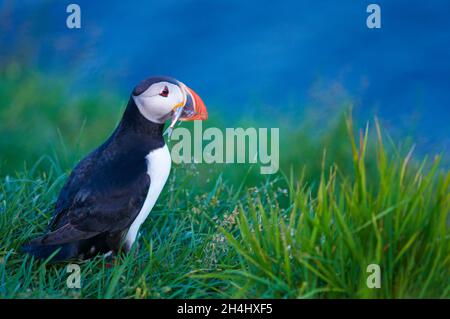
left=0, top=67, right=449, bottom=298
left=0, top=117, right=448, bottom=298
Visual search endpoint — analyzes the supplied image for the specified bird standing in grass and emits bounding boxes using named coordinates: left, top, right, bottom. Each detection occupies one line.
left=22, top=76, right=207, bottom=262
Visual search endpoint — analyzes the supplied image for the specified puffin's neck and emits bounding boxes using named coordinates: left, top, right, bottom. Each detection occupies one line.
left=113, top=97, right=166, bottom=149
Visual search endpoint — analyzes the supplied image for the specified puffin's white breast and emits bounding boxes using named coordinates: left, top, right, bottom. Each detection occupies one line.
left=124, top=144, right=171, bottom=249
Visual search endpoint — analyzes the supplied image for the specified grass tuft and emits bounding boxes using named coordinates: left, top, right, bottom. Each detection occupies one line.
left=1, top=116, right=447, bottom=298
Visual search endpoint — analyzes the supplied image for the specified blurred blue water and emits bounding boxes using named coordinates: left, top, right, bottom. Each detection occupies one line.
left=1, top=0, right=449, bottom=154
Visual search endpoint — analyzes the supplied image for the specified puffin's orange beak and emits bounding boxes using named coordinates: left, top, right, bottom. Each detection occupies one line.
left=180, top=86, right=208, bottom=121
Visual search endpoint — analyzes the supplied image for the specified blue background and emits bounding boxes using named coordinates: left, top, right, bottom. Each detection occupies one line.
left=1, top=0, right=449, bottom=155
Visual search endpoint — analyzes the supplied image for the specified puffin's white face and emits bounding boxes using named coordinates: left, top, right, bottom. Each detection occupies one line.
left=133, top=81, right=186, bottom=124
left=132, top=76, right=208, bottom=134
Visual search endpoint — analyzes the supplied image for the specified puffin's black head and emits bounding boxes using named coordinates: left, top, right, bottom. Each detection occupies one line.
left=131, top=76, right=207, bottom=125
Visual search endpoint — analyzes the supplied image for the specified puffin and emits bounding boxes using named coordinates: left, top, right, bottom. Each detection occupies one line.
left=22, top=76, right=207, bottom=262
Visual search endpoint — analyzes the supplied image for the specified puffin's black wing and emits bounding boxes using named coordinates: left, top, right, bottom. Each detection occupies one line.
left=36, top=144, right=150, bottom=246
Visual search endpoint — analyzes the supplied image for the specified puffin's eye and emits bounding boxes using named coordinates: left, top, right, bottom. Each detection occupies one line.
left=159, top=86, right=169, bottom=97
